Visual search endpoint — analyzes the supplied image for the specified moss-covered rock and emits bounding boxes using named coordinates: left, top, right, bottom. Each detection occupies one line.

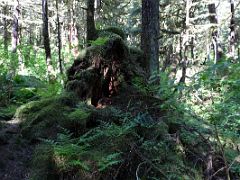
left=17, top=99, right=66, bottom=140
left=16, top=92, right=85, bottom=140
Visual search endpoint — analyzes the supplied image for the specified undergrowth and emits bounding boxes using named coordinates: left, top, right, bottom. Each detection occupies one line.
left=16, top=61, right=240, bottom=180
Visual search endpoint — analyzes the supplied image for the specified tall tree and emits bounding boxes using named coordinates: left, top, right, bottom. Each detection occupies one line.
left=56, top=0, right=63, bottom=74
left=42, top=0, right=54, bottom=79
left=86, top=0, right=97, bottom=44
left=208, top=3, right=222, bottom=63
left=141, top=0, right=160, bottom=76
left=180, top=0, right=191, bottom=83
left=3, top=4, right=8, bottom=53
left=229, top=0, right=235, bottom=58
left=12, top=0, right=19, bottom=53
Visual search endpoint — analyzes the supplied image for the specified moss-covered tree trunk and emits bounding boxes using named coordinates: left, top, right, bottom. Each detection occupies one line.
left=141, top=0, right=160, bottom=76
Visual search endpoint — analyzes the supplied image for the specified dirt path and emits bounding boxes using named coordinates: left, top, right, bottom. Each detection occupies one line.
left=0, top=118, right=34, bottom=180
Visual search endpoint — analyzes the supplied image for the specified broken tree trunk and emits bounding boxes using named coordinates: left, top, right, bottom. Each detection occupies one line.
left=66, top=33, right=146, bottom=107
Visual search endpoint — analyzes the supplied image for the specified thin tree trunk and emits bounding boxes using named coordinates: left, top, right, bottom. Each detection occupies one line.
left=180, top=0, right=191, bottom=83
left=208, top=3, right=222, bottom=63
left=190, top=37, right=194, bottom=60
left=56, top=0, right=63, bottom=74
left=42, top=0, right=54, bottom=80
left=180, top=44, right=187, bottom=83
left=86, top=0, right=97, bottom=44
left=28, top=10, right=33, bottom=45
left=3, top=4, right=8, bottom=53
left=229, top=0, right=235, bottom=59
left=238, top=48, right=240, bottom=60
left=141, top=0, right=160, bottom=76
left=163, top=44, right=173, bottom=72
left=12, top=0, right=19, bottom=53
left=68, top=3, right=73, bottom=49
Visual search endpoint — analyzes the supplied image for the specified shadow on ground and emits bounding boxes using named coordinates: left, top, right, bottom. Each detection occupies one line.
left=0, top=118, right=34, bottom=180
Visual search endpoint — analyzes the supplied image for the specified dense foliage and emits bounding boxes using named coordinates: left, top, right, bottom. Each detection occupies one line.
left=0, top=0, right=240, bottom=179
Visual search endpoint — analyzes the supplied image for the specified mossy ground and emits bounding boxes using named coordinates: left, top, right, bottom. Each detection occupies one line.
left=15, top=85, right=206, bottom=180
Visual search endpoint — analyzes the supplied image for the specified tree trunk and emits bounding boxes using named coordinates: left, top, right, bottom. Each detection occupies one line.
left=28, top=10, right=34, bottom=45
left=180, top=0, right=191, bottom=84
left=141, top=0, right=160, bottom=76
left=42, top=0, right=54, bottom=80
left=190, top=37, right=194, bottom=60
left=86, top=0, right=97, bottom=44
left=229, top=0, right=235, bottom=59
left=56, top=0, right=63, bottom=74
left=68, top=3, right=73, bottom=49
left=3, top=4, right=8, bottom=53
left=12, top=0, right=19, bottom=53
left=208, top=3, right=222, bottom=63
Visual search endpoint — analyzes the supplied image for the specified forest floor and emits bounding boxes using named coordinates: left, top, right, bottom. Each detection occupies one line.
left=0, top=116, right=34, bottom=180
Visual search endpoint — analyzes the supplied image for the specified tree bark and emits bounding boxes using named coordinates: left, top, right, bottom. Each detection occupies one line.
left=141, top=0, right=160, bottom=76
left=86, top=0, right=97, bottom=44
left=56, top=0, right=63, bottom=74
left=208, top=3, right=222, bottom=63
left=42, top=0, right=54, bottom=79
left=3, top=4, right=8, bottom=53
left=180, top=0, right=191, bottom=84
left=229, top=0, right=235, bottom=59
left=12, top=0, right=19, bottom=53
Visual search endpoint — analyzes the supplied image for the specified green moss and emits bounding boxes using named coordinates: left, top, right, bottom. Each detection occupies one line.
left=26, top=97, right=203, bottom=179
left=19, top=101, right=66, bottom=139
left=16, top=92, right=79, bottom=140
left=68, top=109, right=91, bottom=125
left=63, top=107, right=93, bottom=134
left=84, top=45, right=103, bottom=59
left=90, top=37, right=109, bottom=46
